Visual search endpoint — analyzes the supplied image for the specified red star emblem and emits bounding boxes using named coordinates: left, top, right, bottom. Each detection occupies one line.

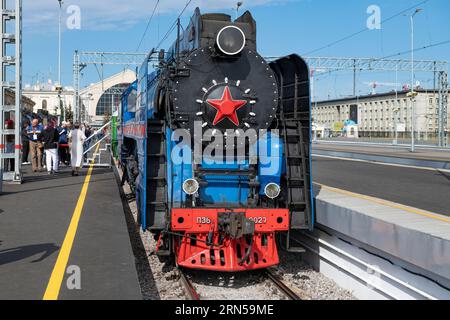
left=206, top=86, right=247, bottom=126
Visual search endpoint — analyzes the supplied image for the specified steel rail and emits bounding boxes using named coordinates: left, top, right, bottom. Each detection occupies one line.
left=178, top=269, right=201, bottom=300
left=265, top=269, right=303, bottom=300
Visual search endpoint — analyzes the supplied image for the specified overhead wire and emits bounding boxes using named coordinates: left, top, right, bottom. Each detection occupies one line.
left=155, top=0, right=194, bottom=50
left=302, top=0, right=430, bottom=56
left=311, top=39, right=450, bottom=83
left=135, top=0, right=161, bottom=52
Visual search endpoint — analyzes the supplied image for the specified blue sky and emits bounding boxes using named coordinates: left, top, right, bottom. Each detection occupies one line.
left=21, top=0, right=450, bottom=100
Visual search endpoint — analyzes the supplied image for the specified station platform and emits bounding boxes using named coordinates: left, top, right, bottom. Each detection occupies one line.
left=0, top=164, right=142, bottom=300
left=313, top=142, right=450, bottom=169
left=312, top=183, right=450, bottom=298
left=312, top=156, right=450, bottom=216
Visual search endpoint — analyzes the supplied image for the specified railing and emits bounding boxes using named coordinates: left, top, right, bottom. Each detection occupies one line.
left=82, top=121, right=112, bottom=167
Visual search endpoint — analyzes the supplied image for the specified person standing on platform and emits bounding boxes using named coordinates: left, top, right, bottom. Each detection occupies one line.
left=68, top=123, right=86, bottom=176
left=39, top=121, right=59, bottom=174
left=27, top=118, right=44, bottom=172
left=57, top=121, right=69, bottom=165
left=21, top=120, right=30, bottom=165
left=83, top=125, right=92, bottom=161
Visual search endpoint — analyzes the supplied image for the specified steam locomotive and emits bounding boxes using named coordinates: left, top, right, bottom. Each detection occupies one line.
left=118, top=8, right=313, bottom=271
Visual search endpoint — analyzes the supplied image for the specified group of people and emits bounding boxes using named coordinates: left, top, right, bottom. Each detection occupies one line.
left=21, top=119, right=91, bottom=176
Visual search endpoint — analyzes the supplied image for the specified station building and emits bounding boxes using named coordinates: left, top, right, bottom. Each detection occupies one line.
left=23, top=69, right=136, bottom=125
left=23, top=80, right=74, bottom=116
left=79, top=69, right=136, bottom=125
left=312, top=89, right=450, bottom=139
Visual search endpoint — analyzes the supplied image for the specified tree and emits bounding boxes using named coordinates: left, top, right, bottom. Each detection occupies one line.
left=64, top=107, right=73, bottom=124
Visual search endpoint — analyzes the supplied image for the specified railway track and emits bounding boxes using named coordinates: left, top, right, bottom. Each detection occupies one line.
left=178, top=269, right=201, bottom=300
left=178, top=268, right=305, bottom=300
left=265, top=269, right=305, bottom=300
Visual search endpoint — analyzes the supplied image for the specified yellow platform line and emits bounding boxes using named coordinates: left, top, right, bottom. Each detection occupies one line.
left=315, top=183, right=450, bottom=223
left=43, top=144, right=100, bottom=300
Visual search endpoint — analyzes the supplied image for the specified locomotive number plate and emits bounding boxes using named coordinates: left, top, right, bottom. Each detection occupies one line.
left=196, top=217, right=212, bottom=224
left=248, top=217, right=267, bottom=224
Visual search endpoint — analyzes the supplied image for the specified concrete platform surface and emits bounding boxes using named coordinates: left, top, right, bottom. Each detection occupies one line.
left=314, top=184, right=450, bottom=288
left=0, top=165, right=142, bottom=300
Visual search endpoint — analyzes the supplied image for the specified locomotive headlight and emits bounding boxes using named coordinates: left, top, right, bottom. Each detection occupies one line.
left=183, top=178, right=199, bottom=195
left=264, top=183, right=281, bottom=199
left=216, top=26, right=246, bottom=55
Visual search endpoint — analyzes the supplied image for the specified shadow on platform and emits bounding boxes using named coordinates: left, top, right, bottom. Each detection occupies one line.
left=1, top=168, right=115, bottom=196
left=0, top=243, right=60, bottom=266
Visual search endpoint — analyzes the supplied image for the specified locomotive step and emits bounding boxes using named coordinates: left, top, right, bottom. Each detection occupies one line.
left=146, top=201, right=168, bottom=208
left=147, top=153, right=167, bottom=157
left=289, top=202, right=307, bottom=206
left=286, top=181, right=305, bottom=186
left=279, top=123, right=306, bottom=128
left=288, top=178, right=304, bottom=188
left=287, top=182, right=305, bottom=186
left=146, top=201, right=168, bottom=209
left=281, top=117, right=306, bottom=121
left=285, top=245, right=306, bottom=253
left=282, top=115, right=310, bottom=119
left=282, top=176, right=304, bottom=181
left=147, top=119, right=165, bottom=124
left=288, top=184, right=305, bottom=189
left=147, top=176, right=167, bottom=181
left=282, top=81, right=309, bottom=87
left=281, top=96, right=309, bottom=103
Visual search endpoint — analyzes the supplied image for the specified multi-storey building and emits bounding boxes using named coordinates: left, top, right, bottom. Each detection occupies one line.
left=312, top=89, right=450, bottom=138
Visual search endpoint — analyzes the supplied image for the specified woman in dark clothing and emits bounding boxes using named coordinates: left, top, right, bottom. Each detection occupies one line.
left=39, top=121, right=60, bottom=174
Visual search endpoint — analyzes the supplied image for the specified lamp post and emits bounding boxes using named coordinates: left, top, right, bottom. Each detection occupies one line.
left=393, top=107, right=400, bottom=145
left=407, top=8, right=422, bottom=152
left=423, top=114, right=430, bottom=141
left=58, top=0, right=63, bottom=85
left=57, top=0, right=64, bottom=121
